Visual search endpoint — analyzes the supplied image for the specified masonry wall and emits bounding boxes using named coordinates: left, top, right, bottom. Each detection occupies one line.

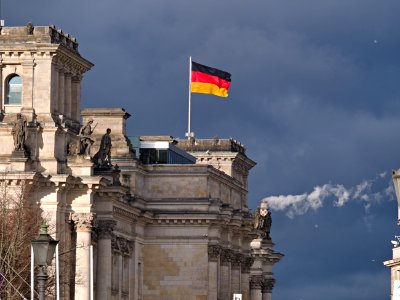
left=142, top=242, right=208, bottom=300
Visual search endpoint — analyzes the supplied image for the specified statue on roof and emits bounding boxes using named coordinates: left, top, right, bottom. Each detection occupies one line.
left=254, top=200, right=272, bottom=240
left=79, top=118, right=96, bottom=157
left=26, top=22, right=34, bottom=35
left=96, top=128, right=112, bottom=168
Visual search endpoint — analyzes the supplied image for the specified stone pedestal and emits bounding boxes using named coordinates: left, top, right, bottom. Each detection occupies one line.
left=10, top=150, right=29, bottom=171
left=94, top=167, right=121, bottom=186
left=67, top=155, right=94, bottom=177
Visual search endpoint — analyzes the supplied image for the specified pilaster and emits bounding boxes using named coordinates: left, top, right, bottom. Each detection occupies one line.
left=208, top=244, right=221, bottom=300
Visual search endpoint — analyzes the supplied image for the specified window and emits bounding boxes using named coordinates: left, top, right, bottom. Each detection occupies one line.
left=6, top=75, right=22, bottom=105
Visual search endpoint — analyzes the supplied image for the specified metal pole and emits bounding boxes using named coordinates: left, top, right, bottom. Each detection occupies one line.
left=30, top=246, right=34, bottom=300
left=36, top=266, right=47, bottom=300
left=56, top=244, right=59, bottom=300
left=90, top=245, right=93, bottom=300
left=186, top=56, right=193, bottom=139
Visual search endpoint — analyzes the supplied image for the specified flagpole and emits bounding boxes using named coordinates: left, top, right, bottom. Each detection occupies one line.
left=186, top=56, right=193, bottom=140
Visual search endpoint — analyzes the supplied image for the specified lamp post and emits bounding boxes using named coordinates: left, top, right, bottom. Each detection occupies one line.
left=31, top=223, right=58, bottom=300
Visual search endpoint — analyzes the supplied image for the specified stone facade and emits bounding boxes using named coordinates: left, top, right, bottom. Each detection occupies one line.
left=0, top=24, right=283, bottom=299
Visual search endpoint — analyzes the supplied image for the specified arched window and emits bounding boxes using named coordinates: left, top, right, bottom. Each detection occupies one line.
left=6, top=75, right=22, bottom=105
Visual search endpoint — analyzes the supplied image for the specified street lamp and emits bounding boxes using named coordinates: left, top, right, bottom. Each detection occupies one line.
left=31, top=223, right=58, bottom=300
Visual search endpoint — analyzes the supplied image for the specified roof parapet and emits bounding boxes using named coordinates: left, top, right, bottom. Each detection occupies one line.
left=0, top=23, right=79, bottom=53
left=177, top=137, right=247, bottom=155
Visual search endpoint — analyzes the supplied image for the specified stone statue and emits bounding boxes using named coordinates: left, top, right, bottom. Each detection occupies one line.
left=11, top=113, right=27, bottom=151
left=254, top=200, right=272, bottom=240
left=79, top=118, right=95, bottom=156
left=94, top=128, right=112, bottom=167
left=26, top=22, right=34, bottom=35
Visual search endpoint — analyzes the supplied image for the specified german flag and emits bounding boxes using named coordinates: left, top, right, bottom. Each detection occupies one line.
left=191, top=61, right=231, bottom=98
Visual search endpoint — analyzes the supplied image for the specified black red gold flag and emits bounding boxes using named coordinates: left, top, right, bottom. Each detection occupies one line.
left=191, top=61, right=231, bottom=97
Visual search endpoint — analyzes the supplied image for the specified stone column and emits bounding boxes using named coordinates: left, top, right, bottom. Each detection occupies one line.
left=71, top=213, right=94, bottom=300
left=250, top=275, right=263, bottom=300
left=64, top=72, right=72, bottom=119
left=208, top=245, right=221, bottom=300
left=261, top=278, right=275, bottom=300
left=220, top=249, right=232, bottom=299
left=51, top=61, right=59, bottom=113
left=58, top=67, right=65, bottom=116
left=231, top=254, right=242, bottom=294
left=241, top=257, right=253, bottom=300
left=71, top=75, right=81, bottom=122
left=95, top=219, right=116, bottom=299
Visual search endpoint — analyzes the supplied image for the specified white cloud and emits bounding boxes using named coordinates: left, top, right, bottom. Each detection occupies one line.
left=264, top=172, right=393, bottom=219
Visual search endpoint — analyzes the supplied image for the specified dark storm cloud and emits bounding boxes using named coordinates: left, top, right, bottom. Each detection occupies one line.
left=5, top=0, right=400, bottom=299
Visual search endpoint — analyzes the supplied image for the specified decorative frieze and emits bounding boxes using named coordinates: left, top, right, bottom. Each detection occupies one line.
left=113, top=206, right=137, bottom=220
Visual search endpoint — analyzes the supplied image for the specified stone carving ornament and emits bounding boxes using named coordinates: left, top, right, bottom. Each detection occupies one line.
left=96, top=219, right=117, bottom=239
left=71, top=213, right=94, bottom=232
left=261, top=278, right=275, bottom=294
left=220, top=249, right=234, bottom=264
left=250, top=275, right=264, bottom=289
left=231, top=253, right=243, bottom=269
left=111, top=236, right=133, bottom=256
left=208, top=245, right=222, bottom=262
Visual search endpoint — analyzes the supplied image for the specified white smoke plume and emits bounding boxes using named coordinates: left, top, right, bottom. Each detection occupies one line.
left=263, top=172, right=392, bottom=219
